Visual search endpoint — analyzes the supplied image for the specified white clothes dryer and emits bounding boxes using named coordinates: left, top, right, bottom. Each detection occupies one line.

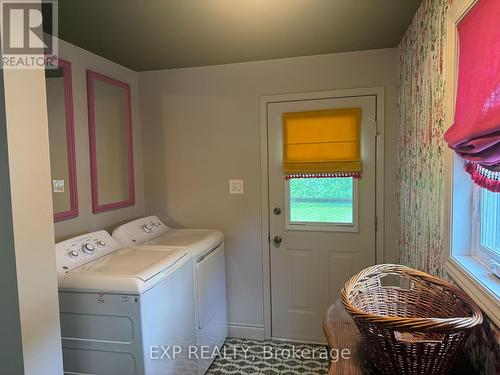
left=112, top=216, right=227, bottom=374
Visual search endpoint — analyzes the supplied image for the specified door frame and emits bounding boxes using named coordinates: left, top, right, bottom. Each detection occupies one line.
left=259, top=87, right=385, bottom=339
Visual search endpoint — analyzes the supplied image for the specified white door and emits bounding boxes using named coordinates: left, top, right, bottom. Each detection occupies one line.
left=268, top=95, right=377, bottom=343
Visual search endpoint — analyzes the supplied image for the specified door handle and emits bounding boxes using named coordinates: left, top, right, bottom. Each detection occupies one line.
left=273, top=235, right=282, bottom=247
left=273, top=207, right=282, bottom=215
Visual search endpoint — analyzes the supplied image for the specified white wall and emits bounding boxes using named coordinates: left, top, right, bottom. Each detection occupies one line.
left=138, top=48, right=399, bottom=336
left=54, top=39, right=145, bottom=241
left=0, top=63, right=25, bottom=375
left=3, top=67, right=63, bottom=373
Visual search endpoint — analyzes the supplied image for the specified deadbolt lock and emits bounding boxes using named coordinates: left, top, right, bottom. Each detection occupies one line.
left=273, top=207, right=282, bottom=215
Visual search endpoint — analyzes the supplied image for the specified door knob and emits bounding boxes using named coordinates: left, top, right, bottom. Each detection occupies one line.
left=273, top=207, right=282, bottom=215
left=273, top=235, right=282, bottom=247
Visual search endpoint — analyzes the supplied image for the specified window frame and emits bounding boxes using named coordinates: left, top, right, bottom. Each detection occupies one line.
left=445, top=154, right=500, bottom=328
left=444, top=0, right=500, bottom=328
left=284, top=178, right=359, bottom=232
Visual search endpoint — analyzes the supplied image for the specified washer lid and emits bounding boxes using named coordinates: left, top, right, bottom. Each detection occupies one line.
left=80, top=247, right=187, bottom=279
left=145, top=229, right=223, bottom=258
left=60, top=247, right=190, bottom=294
left=71, top=247, right=188, bottom=280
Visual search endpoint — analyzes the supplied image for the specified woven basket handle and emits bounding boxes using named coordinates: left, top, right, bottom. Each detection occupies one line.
left=378, top=272, right=415, bottom=291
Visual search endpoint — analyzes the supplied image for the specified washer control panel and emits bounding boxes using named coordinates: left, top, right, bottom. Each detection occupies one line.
left=55, top=230, right=121, bottom=283
left=141, top=220, right=162, bottom=234
left=112, top=216, right=169, bottom=246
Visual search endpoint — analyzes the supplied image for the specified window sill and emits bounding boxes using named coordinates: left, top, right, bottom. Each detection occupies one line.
left=445, top=255, right=500, bottom=327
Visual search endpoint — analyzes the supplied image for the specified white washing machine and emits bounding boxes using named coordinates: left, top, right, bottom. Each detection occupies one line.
left=56, top=230, right=197, bottom=375
left=112, top=216, right=227, bottom=374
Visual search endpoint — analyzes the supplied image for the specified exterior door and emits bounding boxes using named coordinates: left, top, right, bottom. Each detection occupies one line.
left=268, top=95, right=377, bottom=343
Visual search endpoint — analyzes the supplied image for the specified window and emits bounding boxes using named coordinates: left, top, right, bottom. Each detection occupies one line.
left=444, top=0, right=500, bottom=327
left=475, top=187, right=500, bottom=264
left=286, top=177, right=356, bottom=231
left=445, top=154, right=500, bottom=327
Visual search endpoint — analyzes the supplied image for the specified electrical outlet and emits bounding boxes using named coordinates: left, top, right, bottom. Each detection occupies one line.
left=53, top=179, right=65, bottom=193
left=229, top=180, right=244, bottom=194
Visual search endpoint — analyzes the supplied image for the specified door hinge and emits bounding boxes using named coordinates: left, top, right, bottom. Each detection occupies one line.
left=374, top=217, right=378, bottom=231
left=268, top=233, right=271, bottom=242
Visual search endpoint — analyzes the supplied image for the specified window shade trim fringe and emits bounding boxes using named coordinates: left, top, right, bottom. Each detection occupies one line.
left=285, top=172, right=361, bottom=180
left=465, top=162, right=500, bottom=193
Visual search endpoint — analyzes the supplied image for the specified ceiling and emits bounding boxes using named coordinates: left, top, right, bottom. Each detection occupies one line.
left=56, top=0, right=421, bottom=71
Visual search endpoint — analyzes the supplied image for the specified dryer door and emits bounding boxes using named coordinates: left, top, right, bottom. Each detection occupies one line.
left=196, top=243, right=226, bottom=329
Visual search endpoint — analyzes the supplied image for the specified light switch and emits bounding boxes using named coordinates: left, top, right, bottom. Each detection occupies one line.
left=229, top=180, right=244, bottom=194
left=53, top=179, right=65, bottom=193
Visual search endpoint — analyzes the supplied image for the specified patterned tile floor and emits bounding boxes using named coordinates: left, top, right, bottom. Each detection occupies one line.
left=206, top=338, right=329, bottom=375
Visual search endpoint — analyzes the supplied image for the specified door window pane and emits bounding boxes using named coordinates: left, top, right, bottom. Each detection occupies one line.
left=289, top=178, right=353, bottom=224
left=480, top=188, right=500, bottom=255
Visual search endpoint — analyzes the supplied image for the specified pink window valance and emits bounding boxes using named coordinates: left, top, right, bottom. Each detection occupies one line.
left=443, top=0, right=500, bottom=191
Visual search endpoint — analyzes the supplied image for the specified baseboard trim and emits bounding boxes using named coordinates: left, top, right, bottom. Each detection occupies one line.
left=227, top=323, right=265, bottom=340
left=271, top=336, right=327, bottom=346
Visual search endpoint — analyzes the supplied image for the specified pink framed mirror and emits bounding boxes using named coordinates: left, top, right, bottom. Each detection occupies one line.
left=86, top=70, right=135, bottom=213
left=45, top=58, right=78, bottom=222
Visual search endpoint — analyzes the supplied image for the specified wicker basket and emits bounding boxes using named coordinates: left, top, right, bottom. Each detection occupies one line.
left=341, top=264, right=483, bottom=375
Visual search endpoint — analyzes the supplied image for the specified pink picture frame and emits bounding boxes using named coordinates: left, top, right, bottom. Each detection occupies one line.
left=86, top=70, right=135, bottom=213
left=52, top=58, right=79, bottom=222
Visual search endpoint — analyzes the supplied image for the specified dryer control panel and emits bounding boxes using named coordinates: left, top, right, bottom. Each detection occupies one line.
left=55, top=231, right=121, bottom=284
left=112, top=215, right=169, bottom=246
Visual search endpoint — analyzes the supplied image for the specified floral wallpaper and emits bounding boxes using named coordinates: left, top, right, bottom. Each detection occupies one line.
left=398, top=0, right=448, bottom=279
left=397, top=0, right=499, bottom=373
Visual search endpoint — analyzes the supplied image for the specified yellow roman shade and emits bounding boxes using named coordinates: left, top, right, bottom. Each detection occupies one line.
left=283, top=108, right=362, bottom=178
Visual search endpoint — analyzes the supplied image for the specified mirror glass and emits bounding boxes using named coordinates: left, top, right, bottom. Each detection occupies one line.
left=87, top=70, right=135, bottom=213
left=45, top=59, right=78, bottom=221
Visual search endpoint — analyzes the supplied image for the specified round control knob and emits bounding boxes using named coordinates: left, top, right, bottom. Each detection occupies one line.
left=97, top=240, right=106, bottom=248
left=68, top=250, right=79, bottom=259
left=82, top=243, right=95, bottom=254
left=143, top=224, right=152, bottom=233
